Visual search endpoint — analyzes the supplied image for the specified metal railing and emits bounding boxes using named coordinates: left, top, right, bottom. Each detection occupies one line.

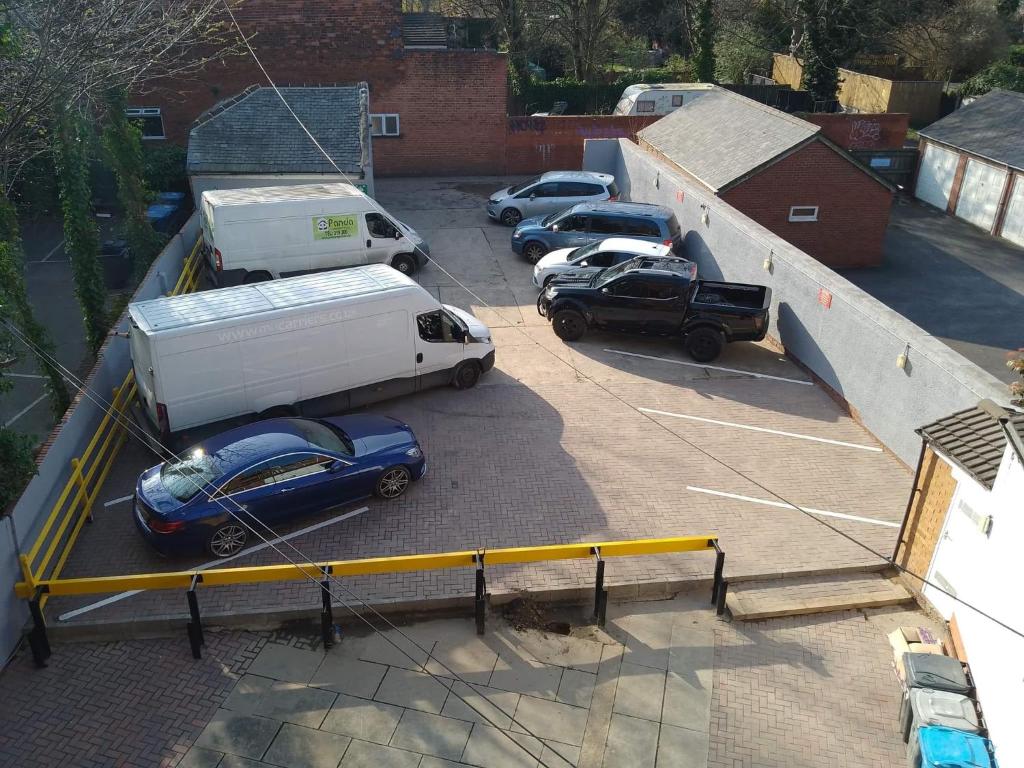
left=18, top=238, right=205, bottom=616
left=18, top=535, right=727, bottom=663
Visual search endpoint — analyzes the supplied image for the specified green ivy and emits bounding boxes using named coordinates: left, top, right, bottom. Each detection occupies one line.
left=54, top=109, right=108, bottom=353
left=142, top=144, right=188, bottom=193
left=0, top=426, right=37, bottom=510
left=519, top=65, right=697, bottom=115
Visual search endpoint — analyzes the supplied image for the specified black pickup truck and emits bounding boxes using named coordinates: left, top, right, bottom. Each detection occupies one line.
left=536, top=255, right=771, bottom=362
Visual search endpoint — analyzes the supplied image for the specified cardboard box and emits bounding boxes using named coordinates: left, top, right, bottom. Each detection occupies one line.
left=889, top=627, right=946, bottom=681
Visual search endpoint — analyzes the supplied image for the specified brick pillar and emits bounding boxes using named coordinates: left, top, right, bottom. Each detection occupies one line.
left=991, top=169, right=1016, bottom=237
left=945, top=153, right=969, bottom=215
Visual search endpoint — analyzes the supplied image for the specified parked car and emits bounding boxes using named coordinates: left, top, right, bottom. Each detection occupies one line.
left=487, top=171, right=618, bottom=227
left=512, top=202, right=681, bottom=264
left=134, top=415, right=426, bottom=557
left=533, top=238, right=672, bottom=288
left=536, top=255, right=771, bottom=362
left=201, top=183, right=429, bottom=285
left=128, top=264, right=494, bottom=447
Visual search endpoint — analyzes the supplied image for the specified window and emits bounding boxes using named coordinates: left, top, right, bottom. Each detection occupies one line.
left=671, top=95, right=684, bottom=107
left=788, top=205, right=819, bottom=222
left=271, top=454, right=335, bottom=483
left=636, top=99, right=655, bottom=113
left=218, top=462, right=279, bottom=497
left=532, top=182, right=561, bottom=198
left=417, top=309, right=461, bottom=343
left=285, top=418, right=354, bottom=456
left=125, top=108, right=165, bottom=140
left=622, top=218, right=661, bottom=237
left=589, top=215, right=626, bottom=235
left=610, top=278, right=649, bottom=298
left=586, top=252, right=616, bottom=268
left=366, top=212, right=399, bottom=239
left=556, top=214, right=588, bottom=232
left=560, top=182, right=603, bottom=197
left=160, top=453, right=221, bottom=502
left=370, top=113, right=400, bottom=137
left=649, top=282, right=679, bottom=300
left=869, top=157, right=893, bottom=169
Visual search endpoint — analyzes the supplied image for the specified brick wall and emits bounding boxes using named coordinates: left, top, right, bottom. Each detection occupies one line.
left=505, top=116, right=659, bottom=174
left=895, top=446, right=958, bottom=591
left=142, top=0, right=508, bottom=176
left=801, top=113, right=909, bottom=151
left=721, top=140, right=893, bottom=268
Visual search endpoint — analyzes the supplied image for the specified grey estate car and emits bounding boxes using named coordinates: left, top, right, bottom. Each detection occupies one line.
left=510, top=202, right=682, bottom=263
left=487, top=171, right=619, bottom=226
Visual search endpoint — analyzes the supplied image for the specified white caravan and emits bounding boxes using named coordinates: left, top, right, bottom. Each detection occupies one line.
left=612, top=83, right=716, bottom=116
left=200, top=183, right=429, bottom=285
left=128, top=265, right=494, bottom=442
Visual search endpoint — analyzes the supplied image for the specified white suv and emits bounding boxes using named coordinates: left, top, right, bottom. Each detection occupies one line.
left=487, top=171, right=618, bottom=227
left=532, top=238, right=672, bottom=288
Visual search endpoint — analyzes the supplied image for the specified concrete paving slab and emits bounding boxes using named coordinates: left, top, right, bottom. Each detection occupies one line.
left=556, top=668, right=596, bottom=709
left=223, top=674, right=275, bottom=716
left=612, top=663, right=666, bottom=723
left=390, top=709, right=473, bottom=761
left=339, top=739, right=422, bottom=768
left=194, top=709, right=281, bottom=761
left=488, top=658, right=563, bottom=700
left=321, top=693, right=404, bottom=745
left=461, top=724, right=542, bottom=768
left=516, top=629, right=604, bottom=673
left=262, top=723, right=350, bottom=768
left=375, top=666, right=451, bottom=714
left=254, top=681, right=336, bottom=729
left=180, top=746, right=225, bottom=768
left=656, top=724, right=708, bottom=768
left=578, top=644, right=623, bottom=768
left=219, top=756, right=271, bottom=768
left=542, top=740, right=581, bottom=768
left=419, top=759, right=469, bottom=768
left=309, top=654, right=388, bottom=699
left=661, top=671, right=710, bottom=733
left=510, top=695, right=589, bottom=747
left=426, top=634, right=500, bottom=685
left=602, top=713, right=659, bottom=768
left=353, top=631, right=435, bottom=672
left=442, top=681, right=520, bottom=729
left=607, top=613, right=673, bottom=672
left=247, top=644, right=323, bottom=685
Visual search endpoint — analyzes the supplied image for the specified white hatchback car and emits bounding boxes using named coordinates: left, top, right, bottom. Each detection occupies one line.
left=532, top=238, right=673, bottom=288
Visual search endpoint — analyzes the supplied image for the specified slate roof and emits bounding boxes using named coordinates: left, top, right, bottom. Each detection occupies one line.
left=919, top=89, right=1024, bottom=172
left=917, top=402, right=1024, bottom=490
left=636, top=87, right=820, bottom=192
left=188, top=85, right=367, bottom=175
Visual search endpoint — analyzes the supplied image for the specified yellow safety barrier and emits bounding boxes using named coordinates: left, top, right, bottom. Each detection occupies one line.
left=18, top=237, right=205, bottom=612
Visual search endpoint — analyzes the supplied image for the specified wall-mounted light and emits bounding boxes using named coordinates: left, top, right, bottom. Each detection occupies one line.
left=763, top=250, right=773, bottom=272
left=896, top=343, right=910, bottom=370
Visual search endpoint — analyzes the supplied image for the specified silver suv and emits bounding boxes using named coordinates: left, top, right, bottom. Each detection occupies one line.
left=487, top=171, right=619, bottom=227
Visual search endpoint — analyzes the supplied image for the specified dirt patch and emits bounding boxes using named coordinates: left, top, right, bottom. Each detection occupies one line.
left=502, top=596, right=572, bottom=635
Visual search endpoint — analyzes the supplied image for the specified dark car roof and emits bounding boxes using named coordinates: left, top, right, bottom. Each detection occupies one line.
left=200, top=419, right=319, bottom=471
left=625, top=256, right=696, bottom=277
left=570, top=202, right=674, bottom=219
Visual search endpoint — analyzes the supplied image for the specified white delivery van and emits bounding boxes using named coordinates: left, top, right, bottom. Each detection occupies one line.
left=200, top=183, right=430, bottom=286
left=612, top=83, right=715, bottom=116
left=128, top=264, right=494, bottom=443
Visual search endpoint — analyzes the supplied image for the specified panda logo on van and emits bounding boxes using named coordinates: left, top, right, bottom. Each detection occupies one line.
left=312, top=214, right=358, bottom=241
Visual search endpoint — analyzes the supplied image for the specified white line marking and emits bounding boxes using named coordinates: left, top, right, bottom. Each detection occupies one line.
left=41, top=239, right=65, bottom=262
left=103, top=495, right=135, bottom=508
left=604, top=348, right=814, bottom=386
left=686, top=486, right=900, bottom=528
left=639, top=408, right=883, bottom=452
left=4, top=373, right=46, bottom=380
left=57, top=505, right=371, bottom=621
left=4, top=393, right=48, bottom=427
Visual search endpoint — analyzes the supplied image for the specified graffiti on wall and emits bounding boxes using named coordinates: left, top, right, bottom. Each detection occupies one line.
left=849, top=119, right=882, bottom=149
left=509, top=116, right=547, bottom=133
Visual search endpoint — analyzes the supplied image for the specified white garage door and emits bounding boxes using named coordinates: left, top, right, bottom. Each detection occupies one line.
left=955, top=158, right=1008, bottom=232
left=915, top=142, right=959, bottom=210
left=1000, top=174, right=1024, bottom=247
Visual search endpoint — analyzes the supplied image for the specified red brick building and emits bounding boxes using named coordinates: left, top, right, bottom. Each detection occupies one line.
left=638, top=88, right=894, bottom=268
left=135, top=1, right=508, bottom=176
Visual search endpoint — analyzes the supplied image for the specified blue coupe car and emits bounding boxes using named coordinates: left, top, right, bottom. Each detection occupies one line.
left=134, top=415, right=426, bottom=557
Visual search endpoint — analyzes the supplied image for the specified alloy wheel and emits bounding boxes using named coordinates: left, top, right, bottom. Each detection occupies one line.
left=210, top=524, right=247, bottom=557
left=378, top=467, right=411, bottom=498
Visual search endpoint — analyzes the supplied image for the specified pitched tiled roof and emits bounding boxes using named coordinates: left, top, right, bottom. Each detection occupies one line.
left=187, top=85, right=367, bottom=175
left=917, top=403, right=1024, bottom=489
left=919, top=89, right=1024, bottom=172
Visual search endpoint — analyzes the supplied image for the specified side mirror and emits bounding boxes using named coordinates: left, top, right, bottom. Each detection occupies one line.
left=393, top=231, right=401, bottom=240
left=551, top=224, right=560, bottom=232
left=601, top=287, right=610, bottom=294
left=327, top=460, right=346, bottom=474
left=579, top=261, right=588, bottom=267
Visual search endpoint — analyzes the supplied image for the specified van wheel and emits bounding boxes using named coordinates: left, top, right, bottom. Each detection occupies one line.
left=208, top=523, right=248, bottom=558
left=375, top=466, right=412, bottom=499
left=391, top=253, right=417, bottom=275
left=452, top=361, right=481, bottom=390
left=685, top=327, right=725, bottom=363
left=258, top=405, right=297, bottom=420
left=243, top=271, right=272, bottom=284
left=523, top=241, right=547, bottom=264
left=552, top=310, right=586, bottom=342
left=500, top=208, right=522, bottom=226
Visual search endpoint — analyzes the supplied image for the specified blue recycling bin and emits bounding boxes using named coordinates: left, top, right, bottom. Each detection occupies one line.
left=910, top=726, right=996, bottom=768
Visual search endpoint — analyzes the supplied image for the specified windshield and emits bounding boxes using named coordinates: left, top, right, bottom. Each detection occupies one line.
left=507, top=176, right=542, bottom=195
left=570, top=242, right=602, bottom=263
left=161, top=453, right=222, bottom=502
left=287, top=418, right=355, bottom=456
left=595, top=257, right=640, bottom=287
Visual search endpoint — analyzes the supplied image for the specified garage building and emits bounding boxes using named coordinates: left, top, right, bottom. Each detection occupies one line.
left=915, top=88, right=1024, bottom=247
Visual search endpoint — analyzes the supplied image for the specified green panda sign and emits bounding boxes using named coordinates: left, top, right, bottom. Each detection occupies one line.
left=312, top=214, right=359, bottom=240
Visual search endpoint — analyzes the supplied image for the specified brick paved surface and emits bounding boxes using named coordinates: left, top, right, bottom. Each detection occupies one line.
left=46, top=177, right=912, bottom=628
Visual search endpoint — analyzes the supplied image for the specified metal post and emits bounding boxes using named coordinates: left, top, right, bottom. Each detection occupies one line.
left=474, top=550, right=486, bottom=636
left=186, top=574, right=204, bottom=659
left=70, top=458, right=93, bottom=524
left=28, top=587, right=51, bottom=668
left=716, top=579, right=729, bottom=616
left=320, top=568, right=334, bottom=649
left=592, top=547, right=608, bottom=627
left=711, top=541, right=725, bottom=605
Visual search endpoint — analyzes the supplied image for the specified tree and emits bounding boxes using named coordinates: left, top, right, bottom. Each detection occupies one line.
left=797, top=0, right=874, bottom=103
left=1009, top=348, right=1024, bottom=406
left=692, top=0, right=716, bottom=81
left=0, top=425, right=37, bottom=511
left=539, top=0, right=623, bottom=80
left=961, top=44, right=1024, bottom=95
left=443, top=0, right=536, bottom=91
left=715, top=22, right=776, bottom=83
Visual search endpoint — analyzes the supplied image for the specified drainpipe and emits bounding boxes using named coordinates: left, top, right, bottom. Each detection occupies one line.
left=358, top=83, right=371, bottom=189
left=892, top=439, right=927, bottom=564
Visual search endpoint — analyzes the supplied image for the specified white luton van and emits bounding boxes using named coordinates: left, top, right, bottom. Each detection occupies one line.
left=128, top=264, right=494, bottom=443
left=200, top=183, right=430, bottom=286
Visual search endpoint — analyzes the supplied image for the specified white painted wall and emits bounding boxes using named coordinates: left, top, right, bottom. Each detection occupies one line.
left=1000, top=175, right=1024, bottom=248
left=924, top=444, right=1024, bottom=768
left=954, top=159, right=1008, bottom=232
left=915, top=141, right=959, bottom=211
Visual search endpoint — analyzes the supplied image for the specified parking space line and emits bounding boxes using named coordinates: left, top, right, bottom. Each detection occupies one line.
left=103, top=495, right=135, bottom=508
left=41, top=239, right=65, bottom=262
left=56, top=505, right=371, bottom=621
left=639, top=408, right=883, bottom=452
left=4, top=373, right=46, bottom=380
left=604, top=348, right=814, bottom=385
left=686, top=486, right=900, bottom=528
left=4, top=393, right=48, bottom=427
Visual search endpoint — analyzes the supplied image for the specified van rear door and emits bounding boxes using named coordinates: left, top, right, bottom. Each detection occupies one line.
left=129, top=321, right=159, bottom=426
